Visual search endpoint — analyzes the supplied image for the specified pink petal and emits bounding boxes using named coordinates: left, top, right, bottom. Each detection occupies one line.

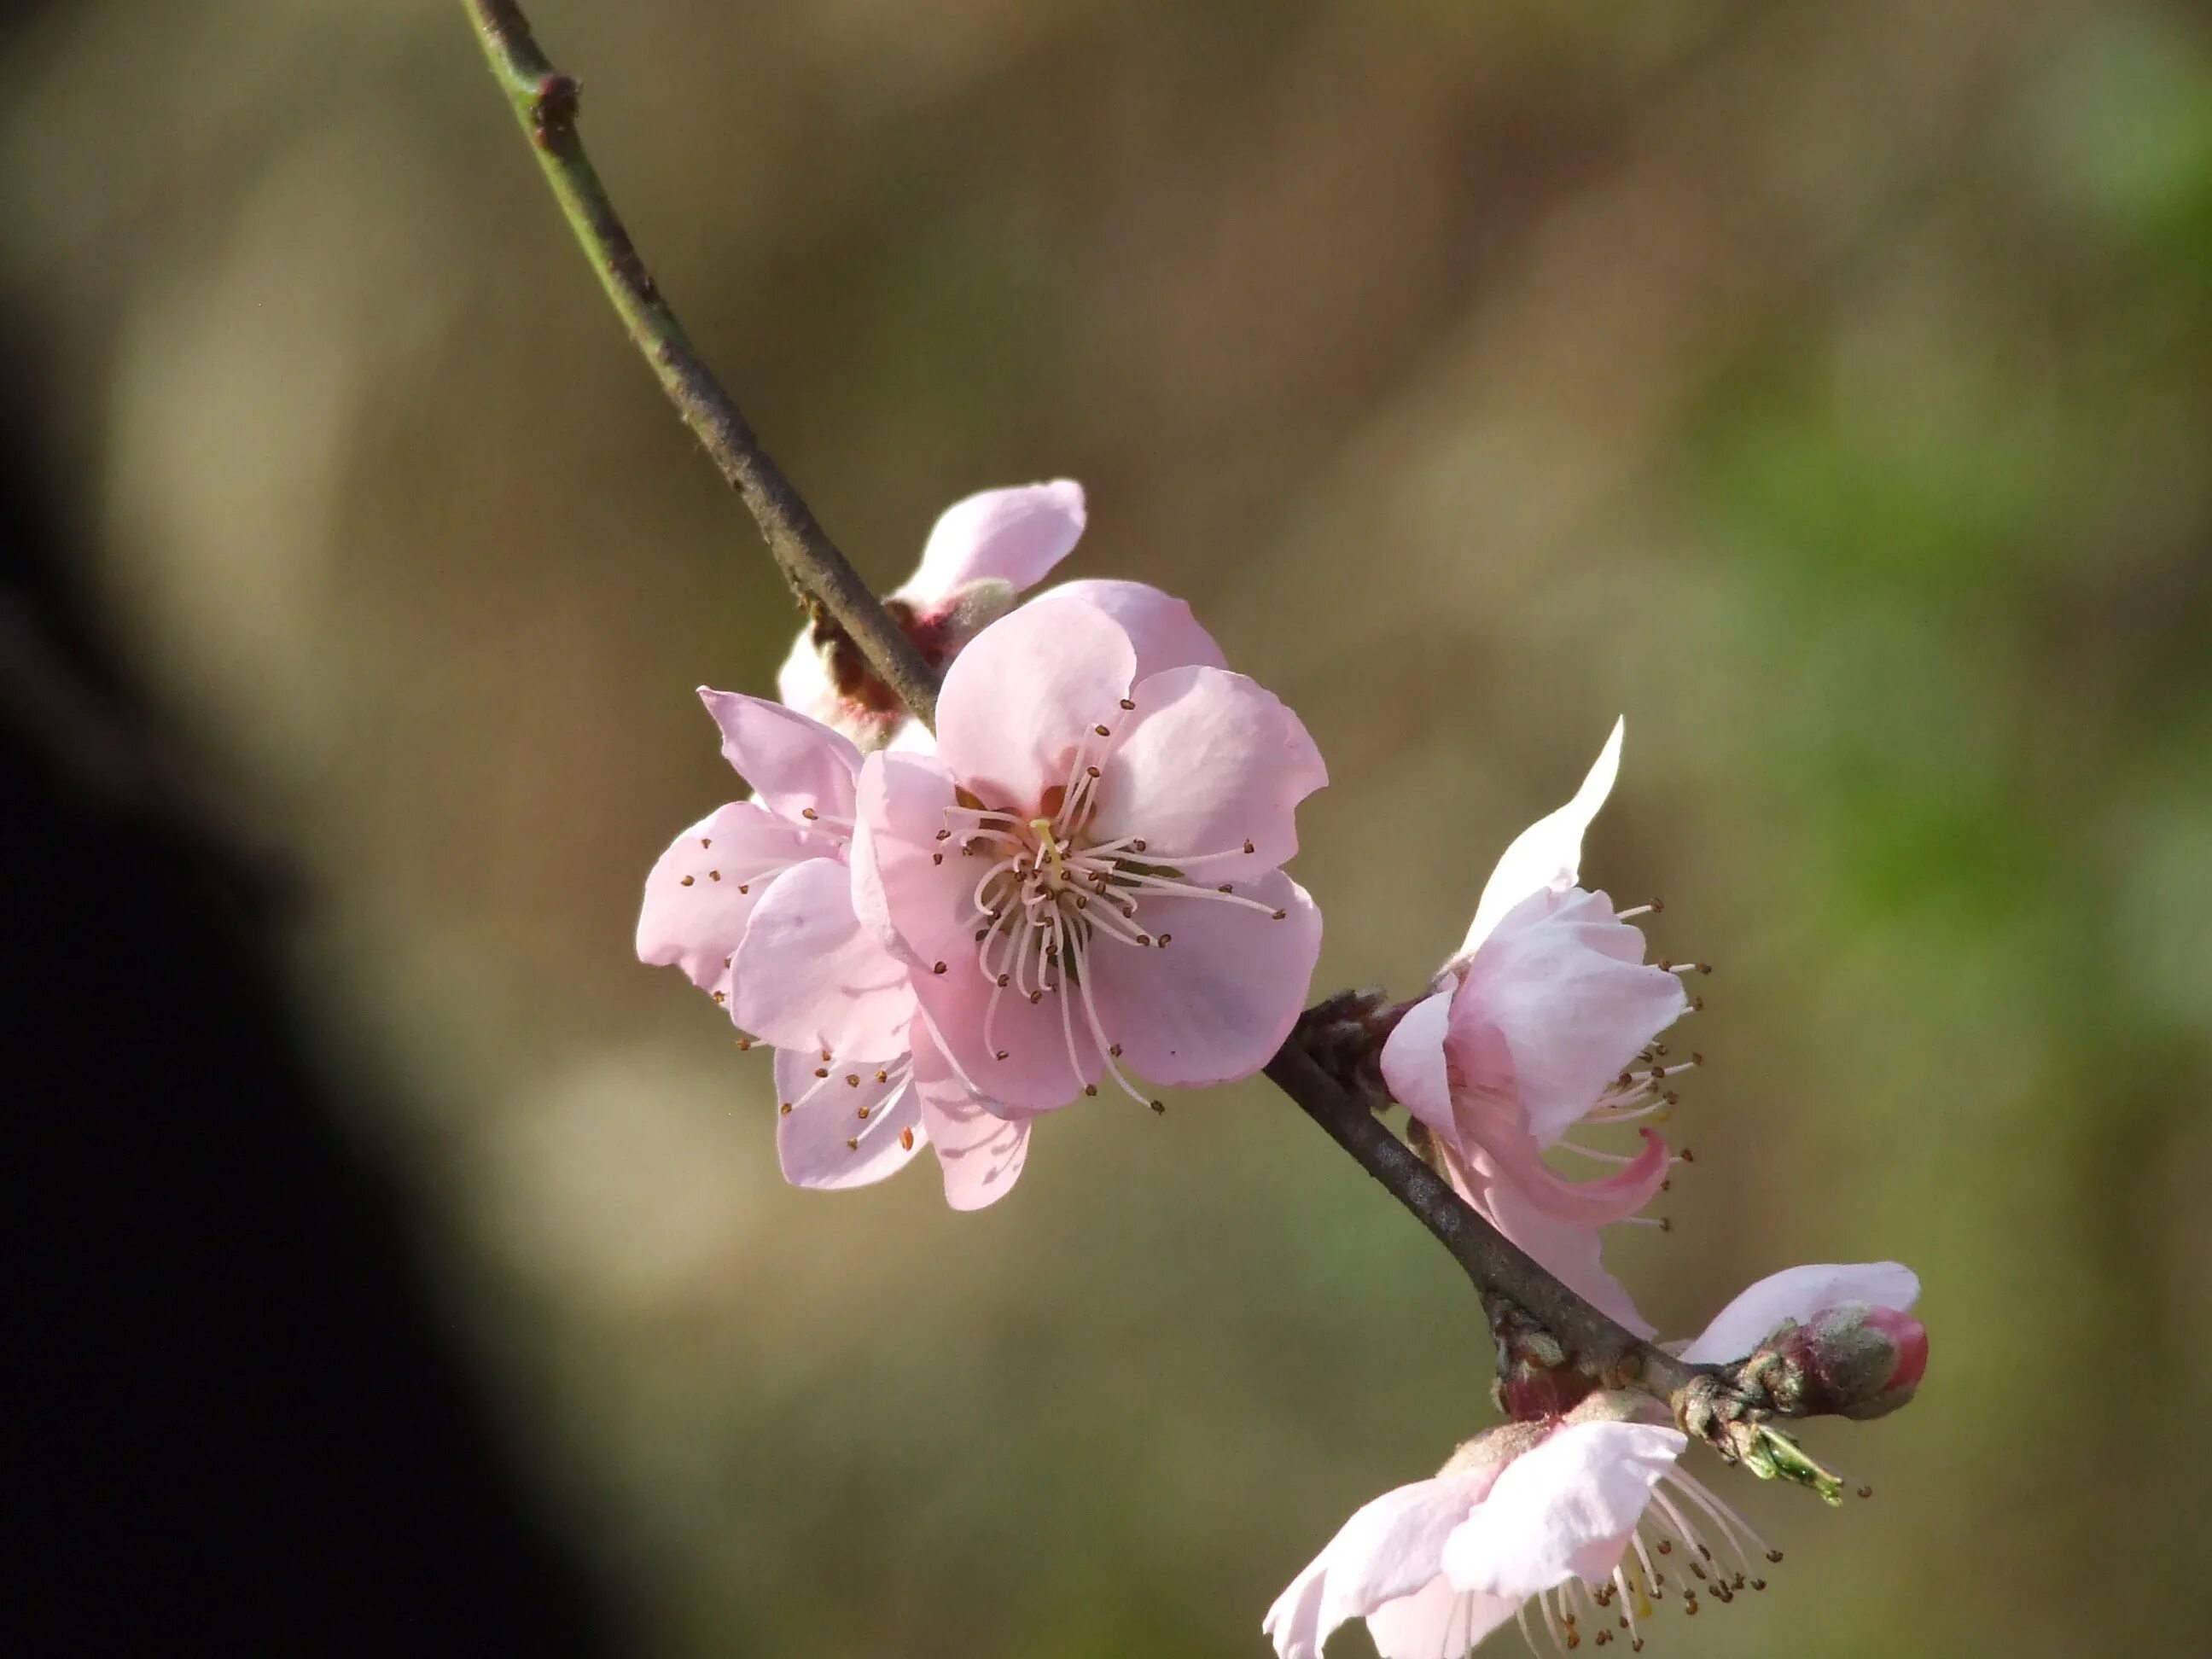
left=913, top=1028, right=1032, bottom=1210
left=851, top=750, right=969, bottom=970
left=1377, top=988, right=1458, bottom=1145
left=636, top=803, right=817, bottom=998
left=1461, top=1158, right=1656, bottom=1339
left=1464, top=1116, right=1670, bottom=1228
left=1088, top=665, right=1326, bottom=871
left=1437, top=1421, right=1685, bottom=1598
left=1448, top=889, right=1686, bottom=1144
left=1681, top=1261, right=1923, bottom=1365
left=1032, top=579, right=1226, bottom=678
left=905, top=480, right=1087, bottom=598
left=1086, top=871, right=1321, bottom=1087
left=1460, top=718, right=1622, bottom=958
left=1365, top=1576, right=1516, bottom=1659
left=934, top=597, right=1136, bottom=812
left=914, top=965, right=1100, bottom=1112
left=772, top=1046, right=925, bottom=1190
left=1262, top=1470, right=1496, bottom=1659
left=698, top=688, right=861, bottom=823
left=731, top=857, right=917, bottom=1060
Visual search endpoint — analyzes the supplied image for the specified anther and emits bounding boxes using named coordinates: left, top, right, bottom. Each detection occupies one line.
left=933, top=961, right=948, bottom=975
left=801, top=807, right=818, bottom=820
left=1086, top=765, right=1101, bottom=779
left=1679, top=1148, right=1696, bottom=1163
left=899, top=1126, right=915, bottom=1150
left=1109, top=1044, right=1122, bottom=1057
left=1242, top=839, right=1254, bottom=853
left=735, top=1037, right=753, bottom=1051
left=1271, top=908, right=1287, bottom=920
left=933, top=853, right=944, bottom=864
left=875, top=1069, right=888, bottom=1083
left=845, top=1074, right=860, bottom=1087
left=845, top=1137, right=859, bottom=1150
left=1158, top=933, right=1172, bottom=945
left=1119, top=698, right=1135, bottom=710
left=707, top=870, right=721, bottom=882
left=856, top=1106, right=870, bottom=1120
left=994, top=1049, right=1009, bottom=1061
left=1093, top=724, right=1110, bottom=736
left=935, top=829, right=951, bottom=841
left=1085, top=1085, right=1098, bottom=1097
left=1857, top=1485, right=1874, bottom=1499
left=712, top=991, right=726, bottom=1005
left=679, top=876, right=696, bottom=887
left=777, top=1102, right=792, bottom=1115
left=1132, top=839, right=1146, bottom=852
left=814, top=1067, right=830, bottom=1080
left=1765, top=1551, right=1784, bottom=1564
left=699, top=836, right=711, bottom=849
left=1149, top=1099, right=1166, bottom=1114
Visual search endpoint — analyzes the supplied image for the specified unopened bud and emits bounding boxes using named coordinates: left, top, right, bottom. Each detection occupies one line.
left=1767, top=1301, right=1929, bottom=1421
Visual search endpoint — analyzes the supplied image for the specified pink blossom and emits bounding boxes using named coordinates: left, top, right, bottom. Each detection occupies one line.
left=777, top=480, right=1089, bottom=749
left=636, top=689, right=1032, bottom=1208
left=854, top=594, right=1325, bottom=1112
left=1266, top=1393, right=1765, bottom=1659
left=1379, top=720, right=1693, bottom=1336
left=1265, top=1261, right=1918, bottom=1659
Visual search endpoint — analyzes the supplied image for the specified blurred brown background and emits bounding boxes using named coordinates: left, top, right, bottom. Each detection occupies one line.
left=6, top=0, right=2209, bottom=1653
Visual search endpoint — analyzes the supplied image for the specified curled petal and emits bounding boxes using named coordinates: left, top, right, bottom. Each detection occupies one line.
left=1681, top=1261, right=1923, bottom=1365
left=731, top=857, right=917, bottom=1060
left=1377, top=988, right=1458, bottom=1146
left=934, top=598, right=1136, bottom=812
left=1090, top=665, right=1325, bottom=871
left=905, top=480, right=1086, bottom=599
left=1033, top=578, right=1226, bottom=678
left=772, top=1045, right=924, bottom=1190
left=698, top=687, right=861, bottom=823
left=1460, top=717, right=1622, bottom=958
left=1438, top=1421, right=1684, bottom=1599
left=1468, top=1120, right=1671, bottom=1228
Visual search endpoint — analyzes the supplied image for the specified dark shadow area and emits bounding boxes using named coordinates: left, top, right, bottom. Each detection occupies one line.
left=0, top=318, right=620, bottom=1651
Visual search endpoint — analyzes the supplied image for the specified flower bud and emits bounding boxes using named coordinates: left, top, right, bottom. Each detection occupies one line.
left=1767, top=1301, right=1929, bottom=1421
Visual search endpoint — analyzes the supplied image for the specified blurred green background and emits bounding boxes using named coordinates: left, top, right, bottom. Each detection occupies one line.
left=7, top=0, right=2210, bottom=1652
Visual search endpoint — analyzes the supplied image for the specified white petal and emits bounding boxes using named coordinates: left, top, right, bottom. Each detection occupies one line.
left=1681, top=1262, right=1922, bottom=1364
left=1459, top=718, right=1623, bottom=958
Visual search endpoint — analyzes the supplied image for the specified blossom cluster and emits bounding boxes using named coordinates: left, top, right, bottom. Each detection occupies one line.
left=635, top=481, right=1927, bottom=1656
left=638, top=483, right=1324, bottom=1207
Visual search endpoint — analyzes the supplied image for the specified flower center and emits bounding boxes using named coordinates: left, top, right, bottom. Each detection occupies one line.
left=934, top=715, right=1288, bottom=1106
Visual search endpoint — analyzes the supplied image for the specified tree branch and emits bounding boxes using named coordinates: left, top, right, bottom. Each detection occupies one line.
left=460, top=0, right=940, bottom=728
left=459, top=0, right=1697, bottom=1409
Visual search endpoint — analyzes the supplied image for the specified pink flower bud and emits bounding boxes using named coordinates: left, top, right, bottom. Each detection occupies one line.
left=1772, top=1301, right=1931, bottom=1421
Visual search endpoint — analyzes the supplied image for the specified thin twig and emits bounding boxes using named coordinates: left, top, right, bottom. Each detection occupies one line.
left=460, top=0, right=1693, bottom=1401
left=460, top=0, right=941, bottom=728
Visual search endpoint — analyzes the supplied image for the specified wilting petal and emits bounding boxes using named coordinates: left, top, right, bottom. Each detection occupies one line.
left=1263, top=1470, right=1497, bottom=1659
left=1377, top=988, right=1458, bottom=1145
left=636, top=803, right=817, bottom=998
left=1681, top=1261, right=1923, bottom=1365
left=905, top=480, right=1086, bottom=598
left=1086, top=871, right=1320, bottom=1087
left=772, top=1046, right=924, bottom=1190
left=1365, top=1575, right=1516, bottom=1659
left=1035, top=578, right=1226, bottom=678
left=698, top=688, right=861, bottom=823
left=914, top=1027, right=1031, bottom=1210
left=934, top=597, right=1137, bottom=812
left=1438, top=1421, right=1684, bottom=1599
left=731, top=857, right=917, bottom=1059
left=1448, top=889, right=1686, bottom=1145
left=1460, top=718, right=1623, bottom=958
left=1091, top=665, right=1326, bottom=870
